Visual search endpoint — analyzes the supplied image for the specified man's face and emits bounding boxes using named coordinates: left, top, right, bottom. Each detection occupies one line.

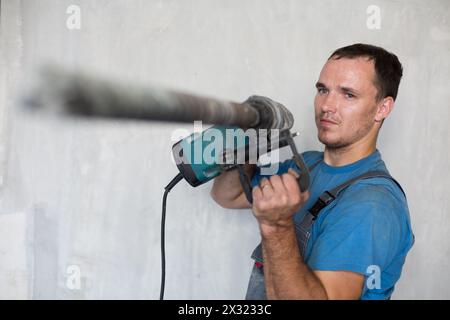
left=314, top=57, right=381, bottom=149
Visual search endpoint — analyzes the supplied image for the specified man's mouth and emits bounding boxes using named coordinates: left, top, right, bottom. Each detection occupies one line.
left=319, top=118, right=339, bottom=126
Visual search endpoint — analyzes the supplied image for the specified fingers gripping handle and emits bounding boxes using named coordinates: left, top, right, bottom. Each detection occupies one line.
left=237, top=130, right=310, bottom=205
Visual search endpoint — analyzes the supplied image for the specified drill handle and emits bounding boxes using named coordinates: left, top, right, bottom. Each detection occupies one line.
left=237, top=164, right=254, bottom=204
left=282, top=130, right=310, bottom=193
left=237, top=129, right=310, bottom=205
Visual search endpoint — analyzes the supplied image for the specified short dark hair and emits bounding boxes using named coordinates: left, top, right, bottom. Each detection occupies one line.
left=328, top=43, right=403, bottom=101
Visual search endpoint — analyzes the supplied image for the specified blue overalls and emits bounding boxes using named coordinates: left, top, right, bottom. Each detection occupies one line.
left=245, top=162, right=405, bottom=300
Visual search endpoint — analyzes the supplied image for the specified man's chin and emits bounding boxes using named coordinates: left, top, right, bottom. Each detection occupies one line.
left=318, top=135, right=347, bottom=149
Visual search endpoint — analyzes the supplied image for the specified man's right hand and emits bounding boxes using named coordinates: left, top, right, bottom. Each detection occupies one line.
left=252, top=168, right=309, bottom=233
left=210, top=164, right=255, bottom=209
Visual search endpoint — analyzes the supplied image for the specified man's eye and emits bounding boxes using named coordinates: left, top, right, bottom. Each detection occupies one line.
left=317, top=88, right=328, bottom=94
left=345, top=93, right=355, bottom=99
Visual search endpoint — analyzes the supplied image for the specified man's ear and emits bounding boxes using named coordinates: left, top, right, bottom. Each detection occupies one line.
left=375, top=96, right=394, bottom=122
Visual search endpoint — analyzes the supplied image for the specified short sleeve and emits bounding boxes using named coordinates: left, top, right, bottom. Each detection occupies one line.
left=306, top=183, right=406, bottom=275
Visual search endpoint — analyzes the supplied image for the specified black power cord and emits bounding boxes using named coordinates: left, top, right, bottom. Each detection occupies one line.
left=160, top=173, right=184, bottom=300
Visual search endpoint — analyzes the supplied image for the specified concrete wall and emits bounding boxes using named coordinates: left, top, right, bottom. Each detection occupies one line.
left=0, top=0, right=449, bottom=299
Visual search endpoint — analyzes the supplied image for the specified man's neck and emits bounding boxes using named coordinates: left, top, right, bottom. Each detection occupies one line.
left=324, top=139, right=376, bottom=167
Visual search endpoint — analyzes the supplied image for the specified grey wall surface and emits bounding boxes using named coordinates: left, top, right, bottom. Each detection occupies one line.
left=0, top=0, right=449, bottom=299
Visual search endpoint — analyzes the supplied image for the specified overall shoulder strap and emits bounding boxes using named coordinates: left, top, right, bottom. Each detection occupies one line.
left=307, top=159, right=322, bottom=172
left=307, top=170, right=406, bottom=220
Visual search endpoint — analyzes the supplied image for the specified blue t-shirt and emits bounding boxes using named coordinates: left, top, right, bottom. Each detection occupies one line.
left=251, top=149, right=414, bottom=300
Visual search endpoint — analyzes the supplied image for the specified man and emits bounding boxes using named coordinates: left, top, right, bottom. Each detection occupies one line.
left=210, top=43, right=414, bottom=300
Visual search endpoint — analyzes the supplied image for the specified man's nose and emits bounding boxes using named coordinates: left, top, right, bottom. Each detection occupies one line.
left=320, top=92, right=338, bottom=113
